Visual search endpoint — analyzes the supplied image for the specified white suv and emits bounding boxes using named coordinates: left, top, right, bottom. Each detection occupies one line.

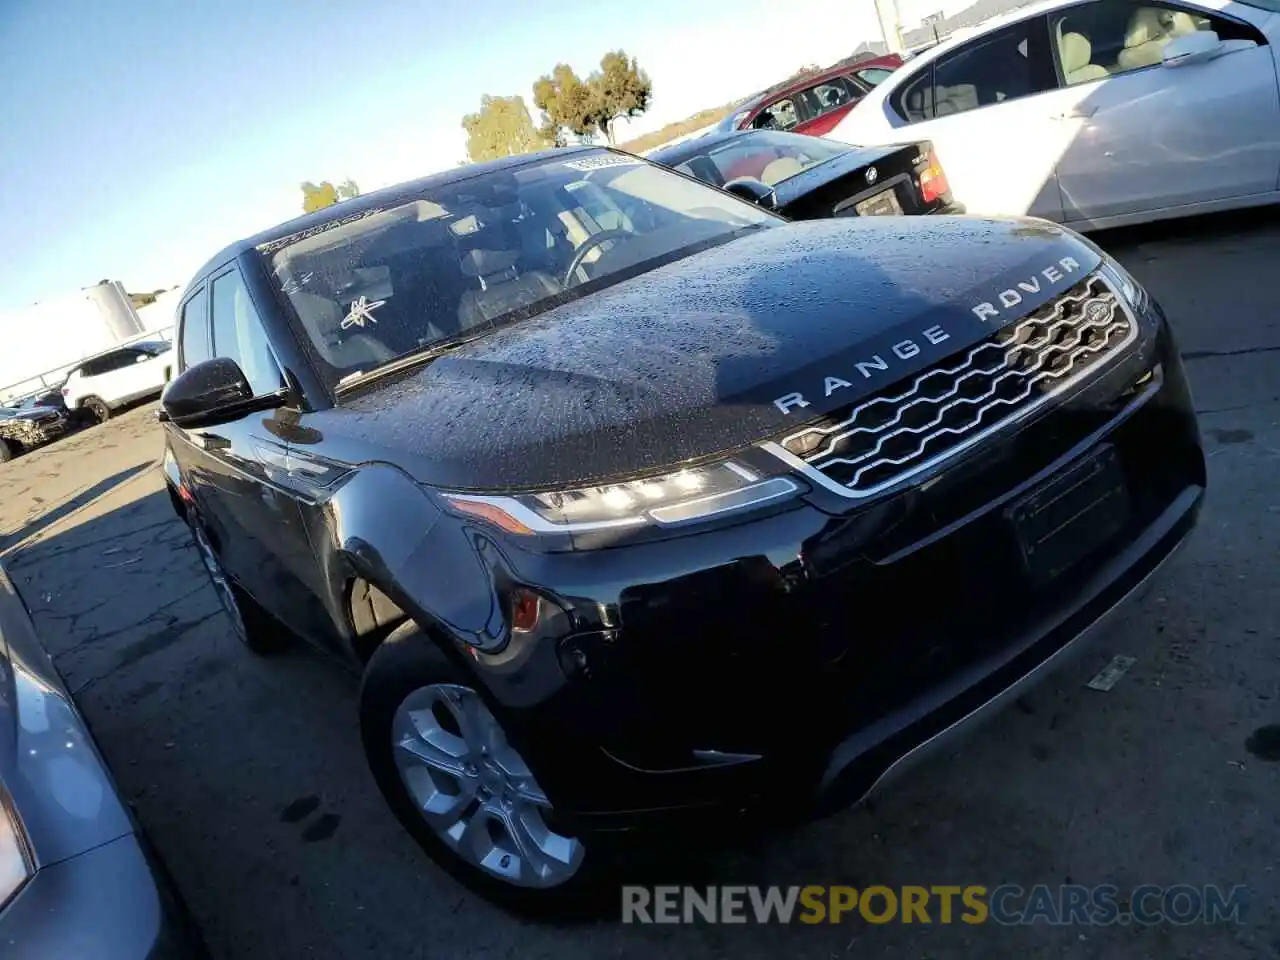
left=61, top=340, right=175, bottom=423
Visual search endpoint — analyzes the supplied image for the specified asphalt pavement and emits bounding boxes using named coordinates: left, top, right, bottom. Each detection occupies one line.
left=1, top=210, right=1278, bottom=959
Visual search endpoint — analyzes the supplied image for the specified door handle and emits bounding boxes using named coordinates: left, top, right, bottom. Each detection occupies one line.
left=1053, top=106, right=1098, bottom=120
left=193, top=432, right=230, bottom=452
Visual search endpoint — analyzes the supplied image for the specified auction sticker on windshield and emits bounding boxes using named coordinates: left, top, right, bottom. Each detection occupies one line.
left=564, top=155, right=643, bottom=171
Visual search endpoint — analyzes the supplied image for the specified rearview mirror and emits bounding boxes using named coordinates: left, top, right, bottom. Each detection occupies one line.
left=159, top=357, right=284, bottom=428
left=1162, top=30, right=1222, bottom=67
left=722, top=177, right=778, bottom=210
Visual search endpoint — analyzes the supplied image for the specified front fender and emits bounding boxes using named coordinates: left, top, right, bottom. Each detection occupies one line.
left=308, top=464, right=507, bottom=656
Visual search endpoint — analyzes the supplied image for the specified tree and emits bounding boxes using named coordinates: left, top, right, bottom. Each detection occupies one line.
left=462, top=95, right=551, bottom=163
left=532, top=64, right=600, bottom=145
left=300, top=181, right=338, bottom=213
left=588, top=50, right=652, bottom=145
left=300, top=178, right=359, bottom=213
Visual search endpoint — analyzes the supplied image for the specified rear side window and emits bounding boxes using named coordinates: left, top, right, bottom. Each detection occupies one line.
left=210, top=270, right=284, bottom=396
left=180, top=287, right=211, bottom=370
left=856, top=66, right=895, bottom=86
left=895, top=68, right=936, bottom=122
left=751, top=97, right=800, bottom=130
left=893, top=19, right=1056, bottom=122
left=84, top=350, right=137, bottom=376
left=795, top=78, right=859, bottom=118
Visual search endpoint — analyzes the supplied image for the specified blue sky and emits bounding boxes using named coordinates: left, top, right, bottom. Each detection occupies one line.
left=0, top=0, right=962, bottom=311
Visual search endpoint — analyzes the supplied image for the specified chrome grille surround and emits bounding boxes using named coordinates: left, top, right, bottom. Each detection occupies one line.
left=761, top=273, right=1137, bottom=500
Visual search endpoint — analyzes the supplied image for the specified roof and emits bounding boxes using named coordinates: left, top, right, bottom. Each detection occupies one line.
left=187, top=144, right=603, bottom=286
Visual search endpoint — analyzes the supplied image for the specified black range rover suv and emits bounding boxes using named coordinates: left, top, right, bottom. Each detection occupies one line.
left=160, top=146, right=1204, bottom=913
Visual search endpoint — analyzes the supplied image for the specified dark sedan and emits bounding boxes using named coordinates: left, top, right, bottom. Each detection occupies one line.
left=0, top=564, right=201, bottom=957
left=649, top=129, right=963, bottom=220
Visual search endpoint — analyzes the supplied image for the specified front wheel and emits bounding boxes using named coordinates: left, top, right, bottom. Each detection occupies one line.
left=360, top=624, right=601, bottom=917
left=0, top=439, right=17, bottom=462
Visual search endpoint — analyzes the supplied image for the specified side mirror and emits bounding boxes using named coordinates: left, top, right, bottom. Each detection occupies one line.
left=722, top=177, right=778, bottom=210
left=1162, top=30, right=1222, bottom=67
left=135, top=353, right=150, bottom=363
left=159, top=357, right=283, bottom=428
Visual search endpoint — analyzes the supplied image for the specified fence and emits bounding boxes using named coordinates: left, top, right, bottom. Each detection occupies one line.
left=0, top=326, right=175, bottom=405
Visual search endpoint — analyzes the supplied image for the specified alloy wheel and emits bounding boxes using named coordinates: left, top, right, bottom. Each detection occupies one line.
left=190, top=520, right=249, bottom=646
left=391, top=683, right=583, bottom=889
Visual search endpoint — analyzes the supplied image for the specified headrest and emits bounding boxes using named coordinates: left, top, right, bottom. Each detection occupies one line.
left=1125, top=8, right=1165, bottom=47
left=760, top=156, right=805, bottom=186
left=461, top=248, right=520, bottom=278
left=1061, top=32, right=1093, bottom=71
left=1166, top=11, right=1199, bottom=36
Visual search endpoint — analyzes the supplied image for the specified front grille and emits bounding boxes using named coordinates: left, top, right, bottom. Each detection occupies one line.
left=772, top=274, right=1135, bottom=499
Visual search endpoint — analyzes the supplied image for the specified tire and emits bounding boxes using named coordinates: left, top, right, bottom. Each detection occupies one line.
left=0, top=439, right=16, bottom=462
left=187, top=513, right=287, bottom=655
left=82, top=397, right=111, bottom=424
left=360, top=623, right=605, bottom=918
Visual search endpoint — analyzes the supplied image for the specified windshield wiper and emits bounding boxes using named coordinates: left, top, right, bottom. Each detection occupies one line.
left=335, top=332, right=489, bottom=394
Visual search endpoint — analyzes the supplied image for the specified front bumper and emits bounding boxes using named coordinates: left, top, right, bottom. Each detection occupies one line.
left=0, top=834, right=200, bottom=959
left=453, top=313, right=1204, bottom=839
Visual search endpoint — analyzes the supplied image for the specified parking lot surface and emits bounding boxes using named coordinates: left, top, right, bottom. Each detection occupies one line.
left=2, top=212, right=1279, bottom=959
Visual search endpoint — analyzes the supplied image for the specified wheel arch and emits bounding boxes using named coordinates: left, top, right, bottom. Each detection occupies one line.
left=344, top=574, right=411, bottom=666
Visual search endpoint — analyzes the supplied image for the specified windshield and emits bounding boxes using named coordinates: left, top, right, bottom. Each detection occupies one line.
left=671, top=131, right=848, bottom=187
left=262, top=151, right=776, bottom=389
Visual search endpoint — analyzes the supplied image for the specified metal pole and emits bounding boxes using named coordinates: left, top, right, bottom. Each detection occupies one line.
left=874, top=0, right=906, bottom=54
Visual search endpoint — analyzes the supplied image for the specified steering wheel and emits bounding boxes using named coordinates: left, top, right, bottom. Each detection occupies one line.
left=562, top=229, right=636, bottom=287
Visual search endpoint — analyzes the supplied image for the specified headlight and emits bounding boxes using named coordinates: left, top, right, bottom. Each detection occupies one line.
left=1098, top=256, right=1151, bottom=316
left=0, top=792, right=32, bottom=909
left=442, top=461, right=800, bottom=535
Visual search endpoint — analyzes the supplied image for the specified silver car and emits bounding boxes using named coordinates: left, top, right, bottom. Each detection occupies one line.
left=0, top=563, right=200, bottom=957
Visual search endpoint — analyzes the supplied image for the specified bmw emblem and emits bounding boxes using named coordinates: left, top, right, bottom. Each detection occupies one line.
left=865, top=166, right=879, bottom=185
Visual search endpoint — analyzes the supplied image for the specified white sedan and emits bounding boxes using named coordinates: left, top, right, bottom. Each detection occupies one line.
left=829, top=0, right=1280, bottom=230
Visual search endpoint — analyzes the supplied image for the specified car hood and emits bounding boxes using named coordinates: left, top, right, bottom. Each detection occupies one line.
left=311, top=216, right=1101, bottom=490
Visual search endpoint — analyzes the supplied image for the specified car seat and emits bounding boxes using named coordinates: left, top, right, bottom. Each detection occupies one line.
left=1117, top=8, right=1171, bottom=70
left=933, top=83, right=979, bottom=116
left=760, top=156, right=805, bottom=186
left=1060, top=32, right=1110, bottom=83
left=288, top=290, right=397, bottom=369
left=456, top=249, right=561, bottom=327
left=1164, top=10, right=1202, bottom=37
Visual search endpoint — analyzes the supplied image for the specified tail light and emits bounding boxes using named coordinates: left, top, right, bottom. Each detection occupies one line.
left=918, top=150, right=951, bottom=205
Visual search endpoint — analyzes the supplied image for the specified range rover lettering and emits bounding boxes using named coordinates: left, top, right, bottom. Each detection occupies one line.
left=159, top=146, right=1204, bottom=914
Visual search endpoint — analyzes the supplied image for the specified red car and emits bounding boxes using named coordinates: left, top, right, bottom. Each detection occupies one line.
left=716, top=54, right=904, bottom=137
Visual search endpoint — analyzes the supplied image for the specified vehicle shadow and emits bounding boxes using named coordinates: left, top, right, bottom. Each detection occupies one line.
left=0, top=460, right=155, bottom=554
